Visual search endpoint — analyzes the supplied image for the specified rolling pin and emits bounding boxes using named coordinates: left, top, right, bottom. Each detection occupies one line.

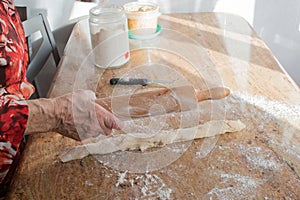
left=95, top=85, right=230, bottom=119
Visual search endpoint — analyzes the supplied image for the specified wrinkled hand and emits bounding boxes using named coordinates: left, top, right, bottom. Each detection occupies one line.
left=55, top=90, right=124, bottom=140
left=26, top=90, right=124, bottom=140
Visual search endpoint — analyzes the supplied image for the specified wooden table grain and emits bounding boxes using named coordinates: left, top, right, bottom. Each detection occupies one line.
left=8, top=13, right=300, bottom=199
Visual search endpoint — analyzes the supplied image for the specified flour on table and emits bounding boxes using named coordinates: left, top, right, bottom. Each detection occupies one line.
left=115, top=170, right=128, bottom=187
left=272, top=141, right=300, bottom=160
left=231, top=91, right=300, bottom=127
left=207, top=173, right=262, bottom=199
left=237, top=144, right=281, bottom=170
left=115, top=172, right=172, bottom=199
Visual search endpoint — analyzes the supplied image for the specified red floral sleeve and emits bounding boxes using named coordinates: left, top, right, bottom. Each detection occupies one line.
left=0, top=0, right=34, bottom=183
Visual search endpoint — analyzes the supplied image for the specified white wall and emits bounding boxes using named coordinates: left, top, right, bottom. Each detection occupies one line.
left=252, top=0, right=300, bottom=87
left=15, top=0, right=77, bottom=30
left=15, top=0, right=300, bottom=86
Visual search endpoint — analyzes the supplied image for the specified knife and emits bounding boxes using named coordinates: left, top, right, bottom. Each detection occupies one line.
left=110, top=78, right=171, bottom=86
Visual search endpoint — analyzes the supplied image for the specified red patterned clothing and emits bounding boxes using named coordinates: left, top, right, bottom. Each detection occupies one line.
left=0, top=0, right=34, bottom=183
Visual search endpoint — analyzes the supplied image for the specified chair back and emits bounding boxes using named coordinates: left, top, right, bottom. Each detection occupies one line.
left=22, top=13, right=60, bottom=97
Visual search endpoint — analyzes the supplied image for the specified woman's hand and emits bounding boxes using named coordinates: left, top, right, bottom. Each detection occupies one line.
left=25, top=90, right=124, bottom=140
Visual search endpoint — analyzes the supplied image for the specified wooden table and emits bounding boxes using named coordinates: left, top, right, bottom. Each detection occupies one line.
left=8, top=13, right=300, bottom=199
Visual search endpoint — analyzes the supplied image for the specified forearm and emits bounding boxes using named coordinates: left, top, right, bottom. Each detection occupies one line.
left=25, top=98, right=60, bottom=134
left=24, top=90, right=123, bottom=140
left=24, top=93, right=80, bottom=140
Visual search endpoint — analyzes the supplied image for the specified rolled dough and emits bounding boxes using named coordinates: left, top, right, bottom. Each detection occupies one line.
left=59, top=120, right=245, bottom=162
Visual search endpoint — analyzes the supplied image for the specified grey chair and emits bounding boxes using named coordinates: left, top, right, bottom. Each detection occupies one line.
left=22, top=13, right=60, bottom=98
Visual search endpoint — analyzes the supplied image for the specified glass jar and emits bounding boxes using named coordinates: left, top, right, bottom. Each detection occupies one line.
left=124, top=1, right=160, bottom=36
left=89, top=5, right=130, bottom=68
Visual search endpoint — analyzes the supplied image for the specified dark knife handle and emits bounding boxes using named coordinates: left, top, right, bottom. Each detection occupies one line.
left=110, top=78, right=148, bottom=86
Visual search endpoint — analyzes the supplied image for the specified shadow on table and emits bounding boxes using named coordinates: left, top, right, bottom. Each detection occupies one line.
left=159, top=13, right=283, bottom=73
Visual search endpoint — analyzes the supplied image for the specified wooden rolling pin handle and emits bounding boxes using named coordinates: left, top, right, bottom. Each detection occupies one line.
left=195, top=87, right=230, bottom=102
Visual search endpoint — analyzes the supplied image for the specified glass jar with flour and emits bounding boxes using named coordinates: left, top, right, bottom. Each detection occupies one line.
left=89, top=5, right=130, bottom=68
